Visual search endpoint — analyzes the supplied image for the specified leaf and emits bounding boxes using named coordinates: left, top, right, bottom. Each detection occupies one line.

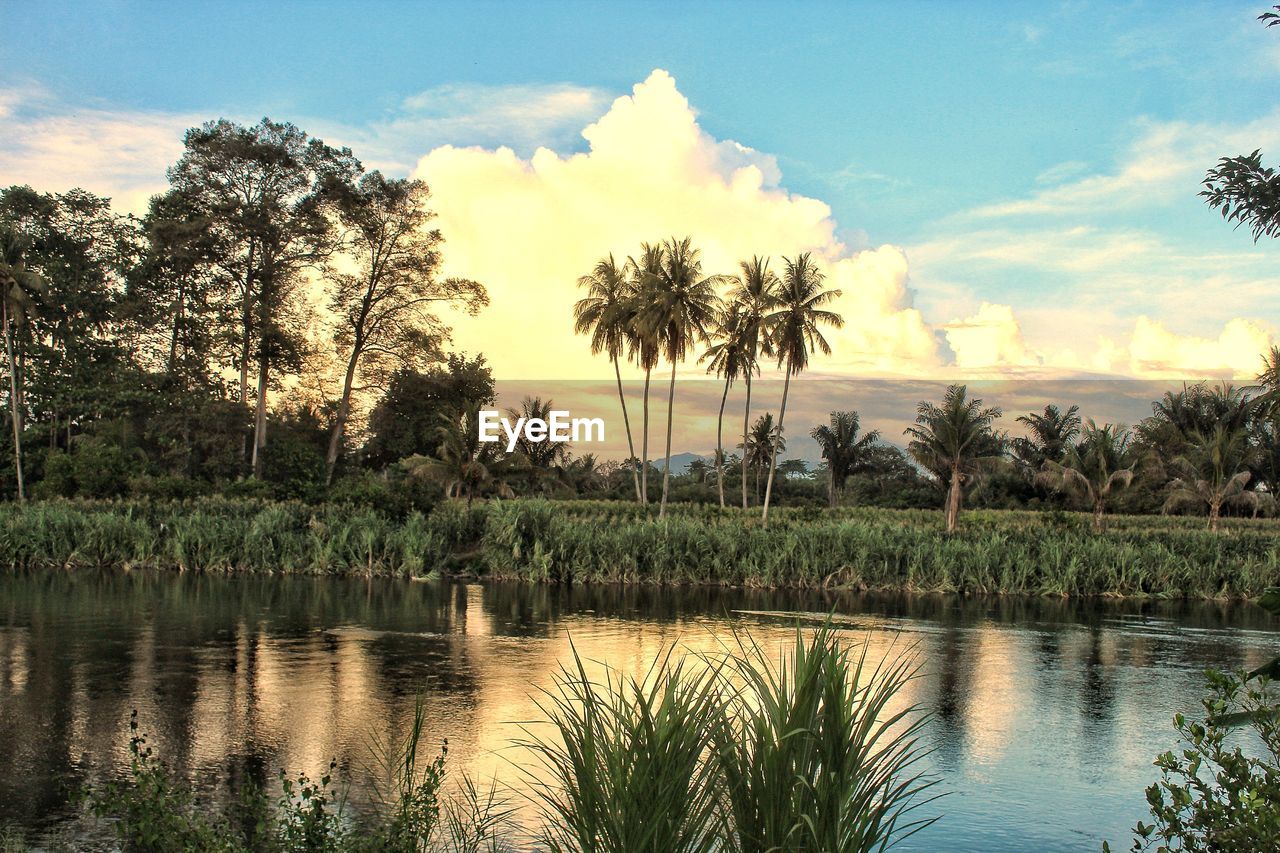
left=1246, top=655, right=1280, bottom=681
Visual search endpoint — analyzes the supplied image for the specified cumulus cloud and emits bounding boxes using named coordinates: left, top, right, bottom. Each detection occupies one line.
left=415, top=70, right=940, bottom=379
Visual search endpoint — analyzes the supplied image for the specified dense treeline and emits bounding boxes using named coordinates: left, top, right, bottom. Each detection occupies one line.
left=3, top=116, right=1280, bottom=536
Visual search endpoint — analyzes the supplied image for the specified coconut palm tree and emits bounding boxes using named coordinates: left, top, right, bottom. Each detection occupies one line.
left=701, top=303, right=751, bottom=507
left=0, top=227, right=45, bottom=501
left=728, top=257, right=780, bottom=511
left=627, top=242, right=666, bottom=505
left=1163, top=424, right=1257, bottom=532
left=759, top=253, right=843, bottom=524
left=506, top=396, right=570, bottom=495
left=1036, top=420, right=1136, bottom=531
left=904, top=385, right=1004, bottom=533
left=810, top=411, right=881, bottom=508
left=574, top=254, right=642, bottom=502
left=634, top=237, right=724, bottom=518
left=741, top=412, right=784, bottom=505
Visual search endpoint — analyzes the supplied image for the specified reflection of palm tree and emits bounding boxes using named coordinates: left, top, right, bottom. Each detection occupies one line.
left=728, top=257, right=780, bottom=511
left=810, top=411, right=881, bottom=508
left=1037, top=421, right=1136, bottom=531
left=574, top=255, right=642, bottom=502
left=0, top=228, right=45, bottom=500
left=760, top=253, right=843, bottom=524
left=634, top=237, right=723, bottom=518
left=1164, top=425, right=1256, bottom=531
left=905, top=385, right=1004, bottom=533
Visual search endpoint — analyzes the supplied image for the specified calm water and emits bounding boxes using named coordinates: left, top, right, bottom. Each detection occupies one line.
left=1, top=572, right=1277, bottom=851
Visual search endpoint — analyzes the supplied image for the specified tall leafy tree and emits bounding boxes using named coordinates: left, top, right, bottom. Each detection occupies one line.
left=166, top=118, right=360, bottom=477
left=634, top=237, right=724, bottom=518
left=728, top=256, right=780, bottom=511
left=574, top=254, right=642, bottom=502
left=323, top=172, right=487, bottom=484
left=905, top=385, right=1004, bottom=533
left=810, top=410, right=881, bottom=508
left=759, top=253, right=842, bottom=523
left=0, top=227, right=46, bottom=499
left=1037, top=421, right=1137, bottom=531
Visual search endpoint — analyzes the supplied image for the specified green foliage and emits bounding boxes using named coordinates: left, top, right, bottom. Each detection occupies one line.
left=519, top=626, right=935, bottom=853
left=34, top=439, right=142, bottom=499
left=1108, top=670, right=1280, bottom=852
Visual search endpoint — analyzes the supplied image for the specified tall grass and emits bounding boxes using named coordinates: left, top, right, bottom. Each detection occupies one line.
left=519, top=625, right=936, bottom=852
left=2, top=497, right=1278, bottom=597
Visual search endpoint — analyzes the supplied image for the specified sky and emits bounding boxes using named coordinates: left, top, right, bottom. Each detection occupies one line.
left=4, top=0, right=1280, bottom=384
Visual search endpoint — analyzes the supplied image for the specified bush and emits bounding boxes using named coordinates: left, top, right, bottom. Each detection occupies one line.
left=34, top=438, right=141, bottom=499
left=1108, top=670, right=1280, bottom=852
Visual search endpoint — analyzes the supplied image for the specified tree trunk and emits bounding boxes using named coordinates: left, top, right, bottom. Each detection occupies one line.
left=641, top=367, right=651, bottom=505
left=716, top=373, right=730, bottom=508
left=1209, top=499, right=1221, bottom=532
left=761, top=366, right=792, bottom=525
left=325, top=347, right=361, bottom=486
left=659, top=358, right=678, bottom=518
left=1093, top=499, right=1105, bottom=533
left=944, top=467, right=963, bottom=533
left=3, top=303, right=25, bottom=501
left=251, top=357, right=269, bottom=479
left=742, top=373, right=752, bottom=510
left=614, top=357, right=641, bottom=503
left=828, top=467, right=836, bottom=508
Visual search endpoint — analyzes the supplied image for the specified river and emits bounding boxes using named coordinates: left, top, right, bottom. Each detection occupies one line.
left=1, top=571, right=1276, bottom=850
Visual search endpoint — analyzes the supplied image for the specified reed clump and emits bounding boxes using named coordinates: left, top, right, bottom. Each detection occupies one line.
left=2, top=497, right=1278, bottom=598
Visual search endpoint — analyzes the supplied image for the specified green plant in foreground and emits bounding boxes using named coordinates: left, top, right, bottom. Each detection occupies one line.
left=520, top=625, right=937, bottom=853
left=1110, top=587, right=1280, bottom=851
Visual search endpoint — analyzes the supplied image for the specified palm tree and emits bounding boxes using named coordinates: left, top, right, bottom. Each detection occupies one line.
left=634, top=237, right=724, bottom=518
left=0, top=227, right=45, bottom=501
left=811, top=411, right=881, bottom=508
left=1012, top=404, right=1081, bottom=473
left=741, top=412, right=784, bottom=504
left=728, top=257, right=780, bottom=511
left=1163, top=424, right=1256, bottom=532
left=404, top=403, right=518, bottom=507
left=904, top=385, right=1004, bottom=533
left=701, top=303, right=751, bottom=507
left=760, top=253, right=843, bottom=523
left=506, top=396, right=570, bottom=495
left=1036, top=420, right=1136, bottom=531
left=574, top=254, right=642, bottom=502
left=627, top=242, right=665, bottom=505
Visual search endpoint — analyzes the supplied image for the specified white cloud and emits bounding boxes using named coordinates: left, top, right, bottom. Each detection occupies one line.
left=415, top=70, right=940, bottom=379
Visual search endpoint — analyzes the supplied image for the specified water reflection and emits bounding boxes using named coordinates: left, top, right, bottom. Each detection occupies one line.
left=0, top=572, right=1276, bottom=851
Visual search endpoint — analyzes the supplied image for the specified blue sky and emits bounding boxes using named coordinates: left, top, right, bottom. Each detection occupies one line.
left=4, top=1, right=1280, bottom=380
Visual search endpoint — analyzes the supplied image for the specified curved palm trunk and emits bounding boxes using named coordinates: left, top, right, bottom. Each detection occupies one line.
left=659, top=358, right=677, bottom=519
left=3, top=303, right=24, bottom=501
left=613, top=356, right=642, bottom=503
left=761, top=367, right=791, bottom=525
left=641, top=367, right=651, bottom=505
left=1092, top=497, right=1105, bottom=533
left=828, top=467, right=836, bottom=508
left=1209, top=498, right=1222, bottom=532
left=944, top=467, right=963, bottom=533
left=741, top=373, right=752, bottom=510
left=715, top=373, right=730, bottom=508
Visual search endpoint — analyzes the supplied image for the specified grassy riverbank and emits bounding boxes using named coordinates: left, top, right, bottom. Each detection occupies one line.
left=2, top=498, right=1279, bottom=599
